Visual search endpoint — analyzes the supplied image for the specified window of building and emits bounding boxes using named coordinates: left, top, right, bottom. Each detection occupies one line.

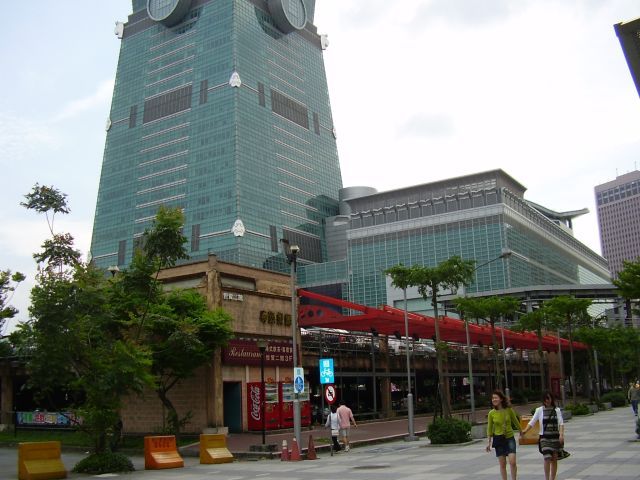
left=271, top=89, right=309, bottom=129
left=143, top=84, right=193, bottom=123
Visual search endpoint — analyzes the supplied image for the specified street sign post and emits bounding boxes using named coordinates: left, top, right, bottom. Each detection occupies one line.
left=293, top=367, right=304, bottom=394
left=319, top=358, right=334, bottom=384
left=324, top=384, right=336, bottom=404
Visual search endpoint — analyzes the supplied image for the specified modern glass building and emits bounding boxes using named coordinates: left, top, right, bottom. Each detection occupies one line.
left=299, top=170, right=612, bottom=312
left=90, top=0, right=342, bottom=271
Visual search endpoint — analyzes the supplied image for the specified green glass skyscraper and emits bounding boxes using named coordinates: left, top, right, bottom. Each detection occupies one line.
left=91, top=0, right=342, bottom=270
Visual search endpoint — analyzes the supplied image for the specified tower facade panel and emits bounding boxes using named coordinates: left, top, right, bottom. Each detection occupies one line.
left=91, top=0, right=342, bottom=271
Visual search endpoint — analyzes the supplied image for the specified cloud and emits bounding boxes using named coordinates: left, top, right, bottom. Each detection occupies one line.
left=53, top=79, right=114, bottom=122
left=0, top=114, right=60, bottom=167
left=398, top=113, right=455, bottom=138
left=410, top=0, right=514, bottom=27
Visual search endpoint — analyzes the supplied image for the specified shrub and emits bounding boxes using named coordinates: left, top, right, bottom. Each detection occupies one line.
left=72, top=452, right=134, bottom=474
left=427, top=417, right=471, bottom=444
left=600, top=391, right=627, bottom=407
left=565, top=403, right=590, bottom=416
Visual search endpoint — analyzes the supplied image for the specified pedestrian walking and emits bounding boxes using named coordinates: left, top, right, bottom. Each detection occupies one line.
left=336, top=400, right=357, bottom=452
left=325, top=405, right=341, bottom=452
left=486, top=389, right=521, bottom=480
left=627, top=382, right=639, bottom=416
left=522, top=391, right=565, bottom=480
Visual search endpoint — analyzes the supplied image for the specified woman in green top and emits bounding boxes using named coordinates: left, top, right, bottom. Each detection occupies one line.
left=486, top=389, right=521, bottom=480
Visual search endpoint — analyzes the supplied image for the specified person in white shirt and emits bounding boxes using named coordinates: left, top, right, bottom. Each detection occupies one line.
left=522, top=391, right=565, bottom=480
left=324, top=405, right=341, bottom=452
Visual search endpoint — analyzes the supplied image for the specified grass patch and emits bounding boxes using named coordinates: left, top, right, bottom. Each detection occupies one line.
left=0, top=429, right=198, bottom=451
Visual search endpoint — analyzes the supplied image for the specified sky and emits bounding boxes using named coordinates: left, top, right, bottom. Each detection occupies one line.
left=1, top=0, right=639, bottom=333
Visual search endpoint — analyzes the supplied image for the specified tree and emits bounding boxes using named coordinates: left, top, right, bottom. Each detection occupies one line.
left=452, top=296, right=520, bottom=392
left=21, top=184, right=80, bottom=274
left=575, top=325, right=640, bottom=389
left=110, top=206, right=233, bottom=435
left=546, top=296, right=592, bottom=405
left=613, top=259, right=640, bottom=319
left=1, top=269, right=25, bottom=329
left=13, top=185, right=153, bottom=455
left=514, top=306, right=554, bottom=392
left=409, top=256, right=476, bottom=417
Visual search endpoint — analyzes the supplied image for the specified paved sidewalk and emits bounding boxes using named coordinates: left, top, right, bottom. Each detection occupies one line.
left=216, top=403, right=536, bottom=458
left=2, top=405, right=638, bottom=479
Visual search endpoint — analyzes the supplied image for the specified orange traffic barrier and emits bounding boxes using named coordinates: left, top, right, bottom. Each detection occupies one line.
left=281, top=439, right=290, bottom=461
left=519, top=416, right=539, bottom=445
left=290, top=437, right=302, bottom=461
left=18, top=441, right=67, bottom=480
left=144, top=435, right=184, bottom=470
left=199, top=434, right=233, bottom=464
left=306, top=435, right=317, bottom=460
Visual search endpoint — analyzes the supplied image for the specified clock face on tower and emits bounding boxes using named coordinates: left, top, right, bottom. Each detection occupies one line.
left=147, top=0, right=193, bottom=27
left=268, top=0, right=308, bottom=34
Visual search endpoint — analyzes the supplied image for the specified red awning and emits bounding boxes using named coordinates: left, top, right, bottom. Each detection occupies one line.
left=298, top=289, right=586, bottom=352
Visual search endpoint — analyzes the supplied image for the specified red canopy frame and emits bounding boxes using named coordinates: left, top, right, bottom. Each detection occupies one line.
left=298, top=289, right=586, bottom=352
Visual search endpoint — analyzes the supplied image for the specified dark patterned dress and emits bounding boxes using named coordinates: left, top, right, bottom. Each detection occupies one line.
left=538, top=407, right=561, bottom=459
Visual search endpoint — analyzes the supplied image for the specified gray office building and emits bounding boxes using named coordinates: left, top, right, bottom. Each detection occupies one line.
left=595, top=170, right=640, bottom=279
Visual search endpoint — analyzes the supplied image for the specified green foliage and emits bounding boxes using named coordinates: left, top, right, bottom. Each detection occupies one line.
left=402, top=256, right=476, bottom=419
left=20, top=184, right=70, bottom=234
left=0, top=269, right=25, bottom=328
left=32, top=233, right=81, bottom=272
left=564, top=403, right=590, bottom=415
left=427, top=417, right=472, bottom=444
left=575, top=326, right=640, bottom=389
left=109, top=206, right=233, bottom=436
left=600, top=391, right=627, bottom=407
left=72, top=452, right=134, bottom=474
left=546, top=296, right=592, bottom=405
left=510, top=388, right=541, bottom=405
left=14, top=263, right=154, bottom=453
left=21, top=184, right=79, bottom=274
left=140, top=206, right=189, bottom=269
left=613, top=259, right=640, bottom=303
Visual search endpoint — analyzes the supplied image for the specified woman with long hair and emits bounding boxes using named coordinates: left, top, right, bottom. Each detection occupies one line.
left=486, top=389, right=521, bottom=480
left=522, top=391, right=565, bottom=480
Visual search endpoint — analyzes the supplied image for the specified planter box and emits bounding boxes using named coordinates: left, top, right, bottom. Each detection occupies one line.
left=203, top=426, right=229, bottom=435
left=600, top=402, right=612, bottom=411
left=471, top=424, right=487, bottom=439
left=588, top=404, right=599, bottom=414
left=560, top=408, right=572, bottom=421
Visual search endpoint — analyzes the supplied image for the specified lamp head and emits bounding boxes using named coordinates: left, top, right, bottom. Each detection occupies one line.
left=289, top=244, right=300, bottom=255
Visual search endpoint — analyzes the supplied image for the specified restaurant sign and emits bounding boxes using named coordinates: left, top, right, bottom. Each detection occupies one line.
left=222, top=339, right=293, bottom=366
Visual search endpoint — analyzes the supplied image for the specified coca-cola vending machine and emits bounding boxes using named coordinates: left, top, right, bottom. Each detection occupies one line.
left=247, top=382, right=280, bottom=431
left=279, top=382, right=311, bottom=428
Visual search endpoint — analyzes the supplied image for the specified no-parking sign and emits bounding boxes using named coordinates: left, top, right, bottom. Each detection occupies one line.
left=324, top=384, right=336, bottom=404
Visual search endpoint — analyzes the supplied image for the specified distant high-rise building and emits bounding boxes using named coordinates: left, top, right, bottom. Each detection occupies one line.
left=614, top=17, right=640, bottom=98
left=595, top=170, right=640, bottom=278
left=91, top=0, right=342, bottom=271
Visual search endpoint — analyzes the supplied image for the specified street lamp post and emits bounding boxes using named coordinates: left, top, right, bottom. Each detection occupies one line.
left=500, top=323, right=510, bottom=399
left=256, top=339, right=268, bottom=445
left=462, top=248, right=512, bottom=424
left=370, top=328, right=378, bottom=416
left=282, top=240, right=301, bottom=447
left=403, top=287, right=418, bottom=441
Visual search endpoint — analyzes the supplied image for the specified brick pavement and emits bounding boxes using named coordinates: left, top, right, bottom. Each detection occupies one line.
left=2, top=404, right=638, bottom=479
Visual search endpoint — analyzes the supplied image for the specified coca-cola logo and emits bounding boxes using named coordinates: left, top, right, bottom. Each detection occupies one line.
left=250, top=385, right=261, bottom=421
